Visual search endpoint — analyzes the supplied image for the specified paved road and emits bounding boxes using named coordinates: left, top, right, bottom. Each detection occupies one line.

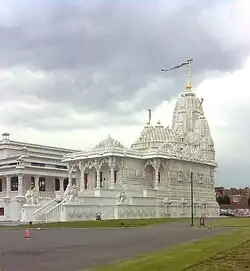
left=0, top=222, right=226, bottom=271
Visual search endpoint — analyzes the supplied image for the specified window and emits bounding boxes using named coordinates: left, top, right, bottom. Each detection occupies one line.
left=84, top=173, right=88, bottom=190
left=31, top=176, right=35, bottom=188
left=55, top=165, right=67, bottom=169
left=39, top=177, right=46, bottom=191
left=11, top=177, right=18, bottom=191
left=8, top=163, right=17, bottom=166
left=0, top=207, right=4, bottom=216
left=100, top=172, right=103, bottom=188
left=55, top=178, right=60, bottom=191
left=114, top=171, right=117, bottom=184
left=63, top=178, right=69, bottom=191
left=158, top=171, right=161, bottom=184
left=0, top=179, right=2, bottom=192
left=31, top=162, right=45, bottom=167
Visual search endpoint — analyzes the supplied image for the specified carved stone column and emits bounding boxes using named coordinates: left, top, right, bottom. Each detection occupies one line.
left=34, top=176, right=39, bottom=191
left=110, top=168, right=114, bottom=185
left=67, top=163, right=74, bottom=186
left=153, top=159, right=161, bottom=190
left=5, top=175, right=11, bottom=197
left=3, top=197, right=11, bottom=220
left=154, top=167, right=159, bottom=189
left=96, top=170, right=101, bottom=189
left=95, top=160, right=102, bottom=189
left=80, top=168, right=85, bottom=192
left=18, top=174, right=24, bottom=196
left=108, top=157, right=116, bottom=187
left=59, top=177, right=64, bottom=193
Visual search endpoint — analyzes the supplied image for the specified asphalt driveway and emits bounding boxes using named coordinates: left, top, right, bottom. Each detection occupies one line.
left=0, top=222, right=226, bottom=271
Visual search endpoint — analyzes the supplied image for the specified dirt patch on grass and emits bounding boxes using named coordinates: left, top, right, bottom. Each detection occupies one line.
left=187, top=240, right=250, bottom=271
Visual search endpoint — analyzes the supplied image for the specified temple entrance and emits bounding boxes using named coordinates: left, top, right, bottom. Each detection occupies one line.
left=63, top=178, right=68, bottom=191
left=94, top=162, right=110, bottom=188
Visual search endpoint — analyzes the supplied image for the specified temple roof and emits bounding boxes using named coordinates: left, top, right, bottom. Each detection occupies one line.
left=131, top=121, right=181, bottom=150
left=92, top=134, right=124, bottom=150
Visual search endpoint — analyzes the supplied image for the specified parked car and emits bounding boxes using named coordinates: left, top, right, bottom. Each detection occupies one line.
left=220, top=209, right=235, bottom=217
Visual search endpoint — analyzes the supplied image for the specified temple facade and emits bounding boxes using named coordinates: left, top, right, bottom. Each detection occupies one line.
left=55, top=86, right=219, bottom=222
left=1, top=71, right=219, bottom=222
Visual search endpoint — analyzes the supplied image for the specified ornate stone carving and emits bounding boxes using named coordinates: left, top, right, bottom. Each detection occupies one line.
left=25, top=187, right=39, bottom=205
left=108, top=157, right=116, bottom=168
left=59, top=83, right=218, bottom=221
left=118, top=206, right=156, bottom=218
left=64, top=184, right=79, bottom=203
left=93, top=159, right=104, bottom=172
left=67, top=163, right=74, bottom=175
left=118, top=191, right=127, bottom=204
left=3, top=197, right=11, bottom=203
left=178, top=172, right=183, bottom=182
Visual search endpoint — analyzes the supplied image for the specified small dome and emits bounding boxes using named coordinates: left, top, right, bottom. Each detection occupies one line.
left=131, top=125, right=181, bottom=150
left=93, top=134, right=124, bottom=150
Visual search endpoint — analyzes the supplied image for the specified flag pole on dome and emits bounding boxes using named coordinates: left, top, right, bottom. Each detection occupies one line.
left=161, top=58, right=193, bottom=91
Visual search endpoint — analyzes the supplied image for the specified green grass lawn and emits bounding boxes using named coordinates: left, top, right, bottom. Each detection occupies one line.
left=91, top=228, right=250, bottom=271
left=0, top=218, right=188, bottom=229
left=187, top=239, right=250, bottom=270
left=90, top=218, right=250, bottom=271
left=210, top=217, right=250, bottom=227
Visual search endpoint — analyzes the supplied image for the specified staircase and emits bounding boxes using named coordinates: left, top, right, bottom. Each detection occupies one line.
left=32, top=199, right=58, bottom=222
left=44, top=199, right=66, bottom=222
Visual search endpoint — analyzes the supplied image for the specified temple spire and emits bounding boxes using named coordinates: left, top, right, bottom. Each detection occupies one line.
left=185, top=58, right=193, bottom=91
left=161, top=58, right=194, bottom=92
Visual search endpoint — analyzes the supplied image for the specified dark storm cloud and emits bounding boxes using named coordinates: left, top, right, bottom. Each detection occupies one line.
left=0, top=0, right=248, bottom=126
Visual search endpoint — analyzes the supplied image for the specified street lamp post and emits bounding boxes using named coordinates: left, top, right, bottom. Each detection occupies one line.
left=190, top=170, right=194, bottom=226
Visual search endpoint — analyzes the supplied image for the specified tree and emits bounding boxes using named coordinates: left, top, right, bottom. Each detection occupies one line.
left=217, top=196, right=231, bottom=205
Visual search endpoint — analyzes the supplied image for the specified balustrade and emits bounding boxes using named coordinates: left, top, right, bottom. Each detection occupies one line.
left=32, top=198, right=58, bottom=221
left=44, top=199, right=66, bottom=222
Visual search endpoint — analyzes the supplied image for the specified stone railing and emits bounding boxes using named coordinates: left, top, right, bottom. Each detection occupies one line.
left=117, top=205, right=157, bottom=219
left=39, top=191, right=56, bottom=199
left=44, top=199, right=66, bottom=222
left=62, top=204, right=116, bottom=221
left=0, top=191, right=18, bottom=198
left=32, top=198, right=58, bottom=221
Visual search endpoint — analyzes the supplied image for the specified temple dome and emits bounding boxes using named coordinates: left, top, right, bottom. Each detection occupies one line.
left=93, top=134, right=124, bottom=150
left=131, top=122, right=181, bottom=151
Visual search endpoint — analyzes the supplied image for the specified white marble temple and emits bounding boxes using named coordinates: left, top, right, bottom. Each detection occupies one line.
left=1, top=79, right=220, bottom=223
left=51, top=85, right=219, bottom=222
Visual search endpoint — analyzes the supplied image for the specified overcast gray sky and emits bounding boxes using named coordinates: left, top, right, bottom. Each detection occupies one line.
left=0, top=0, right=250, bottom=187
